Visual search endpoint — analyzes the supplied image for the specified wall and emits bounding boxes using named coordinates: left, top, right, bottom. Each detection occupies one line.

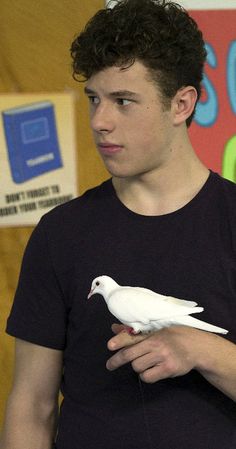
left=0, top=0, right=108, bottom=428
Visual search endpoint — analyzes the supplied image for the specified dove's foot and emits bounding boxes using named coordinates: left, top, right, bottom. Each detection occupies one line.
left=127, top=327, right=140, bottom=335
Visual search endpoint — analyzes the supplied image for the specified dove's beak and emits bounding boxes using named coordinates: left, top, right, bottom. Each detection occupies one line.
left=87, top=289, right=93, bottom=299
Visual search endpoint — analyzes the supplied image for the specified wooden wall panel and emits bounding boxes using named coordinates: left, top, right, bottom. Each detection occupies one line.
left=0, top=0, right=108, bottom=428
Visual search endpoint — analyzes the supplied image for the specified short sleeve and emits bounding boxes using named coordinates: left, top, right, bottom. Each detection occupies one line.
left=6, top=218, right=67, bottom=350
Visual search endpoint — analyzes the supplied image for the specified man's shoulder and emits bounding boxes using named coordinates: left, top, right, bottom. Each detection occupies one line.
left=215, top=172, right=236, bottom=190
left=211, top=172, right=236, bottom=225
left=208, top=170, right=236, bottom=195
left=41, top=178, right=112, bottom=223
left=213, top=172, right=236, bottom=201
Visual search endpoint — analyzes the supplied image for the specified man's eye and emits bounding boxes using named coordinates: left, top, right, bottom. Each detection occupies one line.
left=116, top=98, right=132, bottom=106
left=88, top=96, right=99, bottom=105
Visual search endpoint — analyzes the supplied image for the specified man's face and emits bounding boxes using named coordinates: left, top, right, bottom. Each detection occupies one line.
left=85, top=60, right=176, bottom=179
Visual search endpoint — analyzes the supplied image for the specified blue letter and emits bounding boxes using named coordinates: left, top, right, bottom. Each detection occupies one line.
left=227, top=40, right=236, bottom=115
left=194, top=43, right=218, bottom=127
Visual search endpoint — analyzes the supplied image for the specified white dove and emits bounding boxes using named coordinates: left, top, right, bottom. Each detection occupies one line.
left=88, top=275, right=228, bottom=335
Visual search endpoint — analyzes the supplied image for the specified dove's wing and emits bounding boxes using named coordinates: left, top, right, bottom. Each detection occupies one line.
left=107, top=286, right=203, bottom=325
left=135, top=287, right=198, bottom=307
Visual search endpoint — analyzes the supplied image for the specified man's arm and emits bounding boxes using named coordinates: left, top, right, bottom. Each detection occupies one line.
left=0, top=338, right=63, bottom=449
left=106, top=324, right=236, bottom=401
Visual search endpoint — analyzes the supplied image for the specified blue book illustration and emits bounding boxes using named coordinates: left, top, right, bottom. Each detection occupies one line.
left=2, top=101, right=63, bottom=183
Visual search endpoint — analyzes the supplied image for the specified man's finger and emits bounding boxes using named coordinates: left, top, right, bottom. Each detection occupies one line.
left=107, top=324, right=148, bottom=351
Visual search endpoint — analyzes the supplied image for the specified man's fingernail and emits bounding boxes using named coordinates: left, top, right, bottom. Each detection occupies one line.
left=106, top=361, right=113, bottom=371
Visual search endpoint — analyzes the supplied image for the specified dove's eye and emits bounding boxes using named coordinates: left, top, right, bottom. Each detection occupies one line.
left=95, top=281, right=100, bottom=286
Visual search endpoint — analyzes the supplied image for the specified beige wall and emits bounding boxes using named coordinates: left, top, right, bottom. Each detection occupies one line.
left=0, top=0, right=108, bottom=428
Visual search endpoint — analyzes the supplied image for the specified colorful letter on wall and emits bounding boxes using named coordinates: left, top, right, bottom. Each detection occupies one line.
left=189, top=10, right=236, bottom=182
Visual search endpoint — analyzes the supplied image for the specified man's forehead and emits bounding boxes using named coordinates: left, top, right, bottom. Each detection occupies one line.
left=85, top=61, right=154, bottom=94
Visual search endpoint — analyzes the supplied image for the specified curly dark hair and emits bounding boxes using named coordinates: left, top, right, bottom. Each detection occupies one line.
left=71, top=0, right=207, bottom=126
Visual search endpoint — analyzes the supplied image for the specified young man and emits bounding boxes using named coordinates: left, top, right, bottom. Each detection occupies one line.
left=1, top=1, right=236, bottom=448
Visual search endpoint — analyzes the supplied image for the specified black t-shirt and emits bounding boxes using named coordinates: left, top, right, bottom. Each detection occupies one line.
left=7, top=171, right=236, bottom=448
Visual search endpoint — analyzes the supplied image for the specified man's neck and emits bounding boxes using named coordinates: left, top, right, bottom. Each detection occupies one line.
left=112, top=154, right=209, bottom=216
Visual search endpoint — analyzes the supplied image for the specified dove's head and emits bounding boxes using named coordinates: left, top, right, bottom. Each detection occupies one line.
left=87, top=275, right=118, bottom=302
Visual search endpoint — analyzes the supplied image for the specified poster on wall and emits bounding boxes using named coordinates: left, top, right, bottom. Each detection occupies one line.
left=105, top=1, right=236, bottom=182
left=0, top=93, right=78, bottom=227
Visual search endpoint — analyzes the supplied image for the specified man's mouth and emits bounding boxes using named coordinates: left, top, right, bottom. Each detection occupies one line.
left=97, top=143, right=123, bottom=155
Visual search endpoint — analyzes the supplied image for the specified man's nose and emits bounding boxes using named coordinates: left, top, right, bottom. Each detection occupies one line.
left=90, top=103, right=115, bottom=133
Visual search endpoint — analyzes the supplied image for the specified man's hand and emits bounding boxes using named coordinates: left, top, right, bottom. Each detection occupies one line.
left=106, top=324, right=236, bottom=401
left=106, top=323, right=204, bottom=383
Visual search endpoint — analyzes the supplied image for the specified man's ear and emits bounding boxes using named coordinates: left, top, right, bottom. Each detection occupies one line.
left=172, top=86, right=198, bottom=125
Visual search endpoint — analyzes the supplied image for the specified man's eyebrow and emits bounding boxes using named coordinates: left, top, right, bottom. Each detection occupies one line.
left=84, top=87, right=96, bottom=95
left=109, top=90, right=139, bottom=98
left=84, top=87, right=139, bottom=98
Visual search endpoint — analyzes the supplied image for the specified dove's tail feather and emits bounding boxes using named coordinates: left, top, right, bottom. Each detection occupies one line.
left=178, top=315, right=228, bottom=334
